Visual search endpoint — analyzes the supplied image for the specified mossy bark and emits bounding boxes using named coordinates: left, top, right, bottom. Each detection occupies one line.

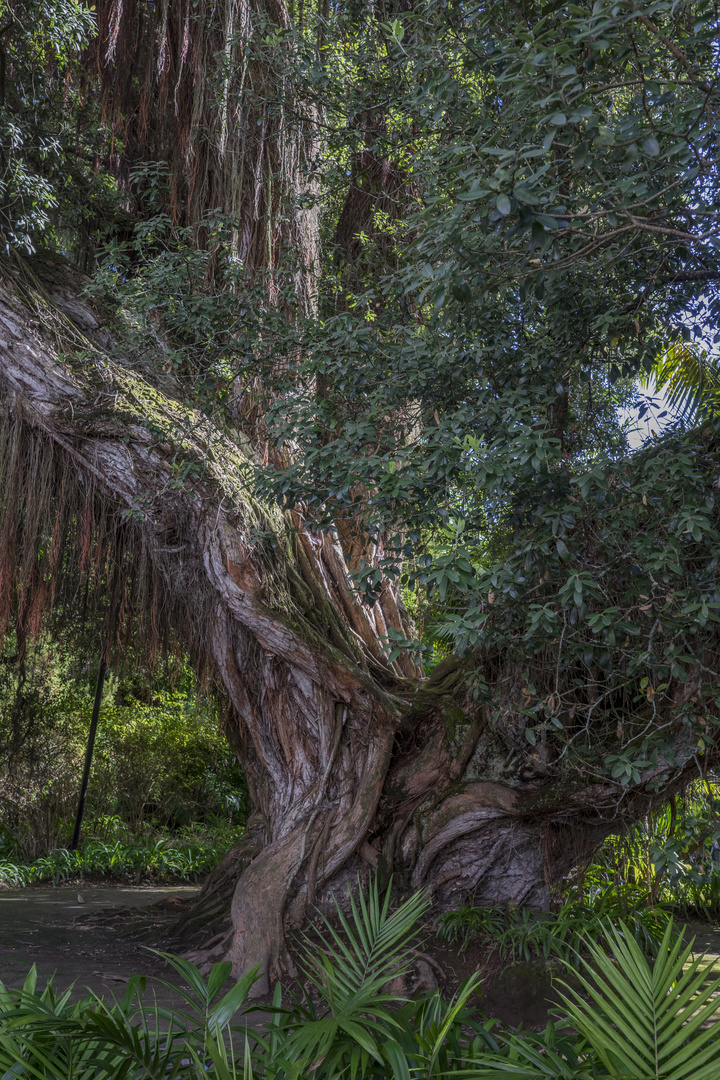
left=0, top=258, right=709, bottom=992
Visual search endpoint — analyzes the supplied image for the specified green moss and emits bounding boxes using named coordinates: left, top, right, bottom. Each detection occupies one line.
left=6, top=264, right=413, bottom=716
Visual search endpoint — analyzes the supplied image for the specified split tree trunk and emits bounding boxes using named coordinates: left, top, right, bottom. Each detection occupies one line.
left=0, top=258, right=705, bottom=993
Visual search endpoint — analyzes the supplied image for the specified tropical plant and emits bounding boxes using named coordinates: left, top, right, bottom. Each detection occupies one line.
left=2, top=882, right=720, bottom=1080
left=436, top=905, right=507, bottom=953
left=0, top=0, right=116, bottom=259
left=0, top=954, right=261, bottom=1079
left=647, top=343, right=720, bottom=426
left=449, top=919, right=720, bottom=1080
left=670, top=870, right=720, bottom=918
left=267, top=878, right=434, bottom=1079
left=559, top=919, right=720, bottom=1080
left=587, top=777, right=720, bottom=916
left=0, top=831, right=243, bottom=887
left=436, top=890, right=673, bottom=967
left=0, top=880, right=485, bottom=1080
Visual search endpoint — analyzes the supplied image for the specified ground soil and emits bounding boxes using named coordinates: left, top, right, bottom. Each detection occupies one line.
left=1, top=884, right=719, bottom=1030
left=0, top=884, right=203, bottom=1009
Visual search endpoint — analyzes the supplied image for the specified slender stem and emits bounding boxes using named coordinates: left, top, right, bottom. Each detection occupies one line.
left=70, top=649, right=107, bottom=851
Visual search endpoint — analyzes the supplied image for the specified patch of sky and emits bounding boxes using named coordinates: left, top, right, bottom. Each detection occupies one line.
left=619, top=379, right=673, bottom=450
left=620, top=302, right=720, bottom=448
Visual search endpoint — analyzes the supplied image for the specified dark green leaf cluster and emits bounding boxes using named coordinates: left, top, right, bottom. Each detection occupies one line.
left=240, top=0, right=720, bottom=788
left=0, top=2, right=119, bottom=259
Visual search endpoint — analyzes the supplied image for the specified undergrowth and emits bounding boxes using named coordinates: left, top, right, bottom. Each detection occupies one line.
left=0, top=824, right=243, bottom=887
left=435, top=885, right=673, bottom=965
left=436, top=780, right=720, bottom=965
left=1, top=880, right=719, bottom=1080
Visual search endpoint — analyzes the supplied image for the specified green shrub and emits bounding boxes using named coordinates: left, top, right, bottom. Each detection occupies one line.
left=589, top=778, right=720, bottom=918
left=0, top=634, right=247, bottom=859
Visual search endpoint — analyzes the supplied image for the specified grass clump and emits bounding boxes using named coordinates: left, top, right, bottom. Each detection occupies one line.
left=436, top=885, right=674, bottom=965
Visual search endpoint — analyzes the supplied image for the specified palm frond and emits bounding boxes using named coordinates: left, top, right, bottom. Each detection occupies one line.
left=649, top=343, right=720, bottom=425
left=302, top=876, right=430, bottom=1013
left=557, top=918, right=720, bottom=1080
left=278, top=877, right=430, bottom=1074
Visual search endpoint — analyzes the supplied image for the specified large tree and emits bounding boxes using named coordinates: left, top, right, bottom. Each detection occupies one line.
left=2, top=0, right=720, bottom=991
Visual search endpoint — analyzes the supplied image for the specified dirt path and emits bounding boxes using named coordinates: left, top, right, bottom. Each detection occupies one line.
left=0, top=884, right=204, bottom=1006
left=684, top=915, right=720, bottom=961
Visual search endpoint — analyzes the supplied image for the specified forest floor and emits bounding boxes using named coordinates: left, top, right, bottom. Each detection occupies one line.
left=0, top=884, right=203, bottom=1008
left=1, top=885, right=719, bottom=1030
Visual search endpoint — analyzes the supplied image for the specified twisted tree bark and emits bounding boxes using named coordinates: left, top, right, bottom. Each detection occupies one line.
left=0, top=256, right=708, bottom=993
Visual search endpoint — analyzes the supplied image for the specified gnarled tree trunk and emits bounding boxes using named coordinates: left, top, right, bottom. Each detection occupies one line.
left=0, top=258, right=707, bottom=993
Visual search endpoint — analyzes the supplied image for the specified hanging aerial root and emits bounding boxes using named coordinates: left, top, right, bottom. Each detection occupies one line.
left=0, top=405, right=198, bottom=675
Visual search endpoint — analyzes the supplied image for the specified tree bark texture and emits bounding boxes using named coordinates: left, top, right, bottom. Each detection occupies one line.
left=91, top=0, right=321, bottom=313
left=0, top=258, right=708, bottom=993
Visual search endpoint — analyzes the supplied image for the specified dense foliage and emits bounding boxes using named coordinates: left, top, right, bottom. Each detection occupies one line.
left=245, top=0, right=720, bottom=800
left=51, top=0, right=720, bottom=799
left=0, top=1, right=115, bottom=260
left=0, top=634, right=246, bottom=860
left=0, top=831, right=238, bottom=887
left=1, top=882, right=719, bottom=1079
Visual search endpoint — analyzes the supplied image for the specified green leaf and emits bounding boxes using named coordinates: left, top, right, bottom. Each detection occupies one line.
left=206, top=960, right=232, bottom=1002
left=557, top=920, right=720, bottom=1080
left=207, top=966, right=261, bottom=1030
left=573, top=141, right=589, bottom=168
left=382, top=1039, right=411, bottom=1080
left=515, top=186, right=540, bottom=206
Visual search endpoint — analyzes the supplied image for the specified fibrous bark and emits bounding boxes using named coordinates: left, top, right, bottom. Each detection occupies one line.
left=92, top=0, right=321, bottom=311
left=0, top=257, right=710, bottom=993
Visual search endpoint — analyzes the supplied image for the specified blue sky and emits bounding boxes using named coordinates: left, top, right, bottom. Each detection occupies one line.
left=621, top=380, right=674, bottom=449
